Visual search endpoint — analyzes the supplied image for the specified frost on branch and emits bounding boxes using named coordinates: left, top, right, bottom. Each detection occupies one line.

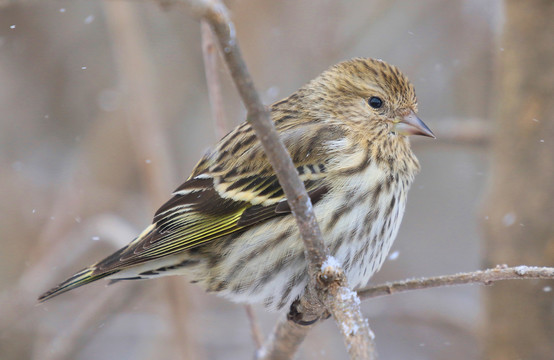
left=321, top=256, right=341, bottom=273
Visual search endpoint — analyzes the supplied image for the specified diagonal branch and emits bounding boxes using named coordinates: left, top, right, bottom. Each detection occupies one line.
left=182, top=0, right=327, bottom=273
left=177, top=0, right=376, bottom=358
left=256, top=315, right=316, bottom=360
left=200, top=19, right=265, bottom=352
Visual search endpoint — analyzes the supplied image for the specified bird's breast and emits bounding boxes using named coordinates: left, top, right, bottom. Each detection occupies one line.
left=316, top=161, right=413, bottom=288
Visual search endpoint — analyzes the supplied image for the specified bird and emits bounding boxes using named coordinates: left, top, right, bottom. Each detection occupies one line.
left=38, top=58, right=434, bottom=311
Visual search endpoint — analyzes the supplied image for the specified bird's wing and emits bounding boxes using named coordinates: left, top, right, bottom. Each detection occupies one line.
left=92, top=121, right=338, bottom=274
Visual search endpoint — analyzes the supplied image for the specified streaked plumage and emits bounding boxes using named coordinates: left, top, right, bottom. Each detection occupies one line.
left=39, top=58, right=434, bottom=310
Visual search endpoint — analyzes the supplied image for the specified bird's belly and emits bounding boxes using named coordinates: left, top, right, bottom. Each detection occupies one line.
left=317, top=172, right=409, bottom=289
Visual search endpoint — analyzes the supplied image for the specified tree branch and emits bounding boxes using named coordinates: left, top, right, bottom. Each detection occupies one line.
left=257, top=265, right=554, bottom=359
left=256, top=315, right=315, bottom=360
left=182, top=0, right=327, bottom=272
left=179, top=0, right=376, bottom=358
left=358, top=265, right=554, bottom=300
left=200, top=18, right=265, bottom=352
left=319, top=262, right=378, bottom=359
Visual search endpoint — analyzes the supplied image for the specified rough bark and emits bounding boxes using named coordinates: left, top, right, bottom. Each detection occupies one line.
left=482, top=1, right=554, bottom=359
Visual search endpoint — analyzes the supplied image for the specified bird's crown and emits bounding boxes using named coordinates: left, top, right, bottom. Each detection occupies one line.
left=307, top=58, right=418, bottom=114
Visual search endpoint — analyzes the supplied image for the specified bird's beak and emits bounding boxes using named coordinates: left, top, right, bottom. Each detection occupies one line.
left=394, top=111, right=435, bottom=138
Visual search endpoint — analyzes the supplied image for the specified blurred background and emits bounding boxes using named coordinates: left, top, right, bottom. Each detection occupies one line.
left=1, top=0, right=552, bottom=359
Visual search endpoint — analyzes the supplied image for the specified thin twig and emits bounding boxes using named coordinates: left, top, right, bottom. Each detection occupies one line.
left=244, top=305, right=264, bottom=350
left=104, top=1, right=175, bottom=203
left=358, top=265, right=554, bottom=300
left=201, top=19, right=228, bottom=139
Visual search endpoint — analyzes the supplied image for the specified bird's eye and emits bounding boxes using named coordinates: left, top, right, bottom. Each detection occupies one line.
left=368, top=96, right=383, bottom=109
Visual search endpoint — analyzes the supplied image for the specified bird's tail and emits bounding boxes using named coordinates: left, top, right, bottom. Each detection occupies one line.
left=37, top=267, right=117, bottom=303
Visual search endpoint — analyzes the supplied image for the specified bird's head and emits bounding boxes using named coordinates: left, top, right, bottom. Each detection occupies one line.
left=305, top=58, right=435, bottom=139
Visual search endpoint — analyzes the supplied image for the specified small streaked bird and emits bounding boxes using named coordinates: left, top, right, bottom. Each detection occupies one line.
left=39, top=58, right=434, bottom=311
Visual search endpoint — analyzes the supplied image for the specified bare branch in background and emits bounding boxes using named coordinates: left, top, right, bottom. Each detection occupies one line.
left=0, top=157, right=140, bottom=358
left=201, top=20, right=228, bottom=139
left=103, top=2, right=201, bottom=359
left=358, top=266, right=554, bottom=300
left=482, top=1, right=554, bottom=356
left=37, top=283, right=143, bottom=360
left=244, top=305, right=264, bottom=350
left=412, top=118, right=491, bottom=147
